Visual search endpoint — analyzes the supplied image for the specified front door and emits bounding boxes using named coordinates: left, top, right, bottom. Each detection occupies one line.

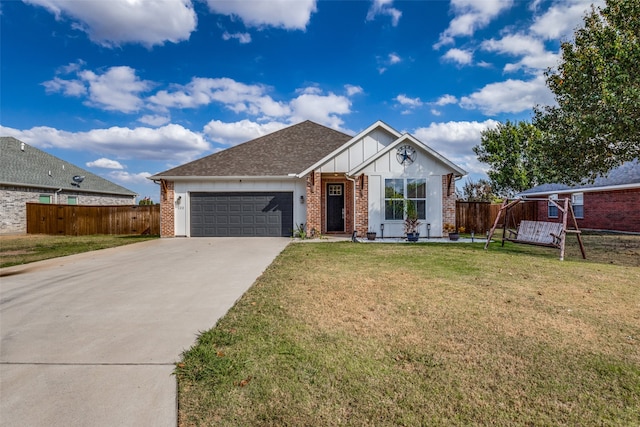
left=326, top=183, right=345, bottom=232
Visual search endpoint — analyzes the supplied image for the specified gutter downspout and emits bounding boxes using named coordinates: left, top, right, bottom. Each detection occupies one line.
left=345, top=174, right=357, bottom=238
left=54, top=188, right=62, bottom=204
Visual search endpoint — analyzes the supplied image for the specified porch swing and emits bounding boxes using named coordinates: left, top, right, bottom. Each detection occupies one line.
left=484, top=197, right=586, bottom=261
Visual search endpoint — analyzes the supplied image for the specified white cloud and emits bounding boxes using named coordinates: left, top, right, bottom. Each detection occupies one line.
left=44, top=65, right=153, bottom=113
left=459, top=75, right=554, bottom=115
left=366, top=0, right=402, bottom=26
left=389, top=53, right=401, bottom=64
left=80, top=67, right=153, bottom=112
left=222, top=31, right=252, bottom=44
left=413, top=119, right=500, bottom=174
left=138, top=115, right=171, bottom=127
left=434, top=0, right=514, bottom=48
left=42, top=77, right=87, bottom=97
left=204, top=0, right=317, bottom=30
left=435, top=94, right=458, bottom=106
left=24, top=0, right=197, bottom=47
left=289, top=91, right=351, bottom=130
left=481, top=33, right=559, bottom=72
left=0, top=124, right=209, bottom=163
left=531, top=0, right=602, bottom=41
left=108, top=170, right=152, bottom=185
left=86, top=158, right=124, bottom=169
left=345, top=85, right=363, bottom=96
left=395, top=94, right=423, bottom=108
left=442, top=48, right=473, bottom=65
left=148, top=77, right=291, bottom=117
left=203, top=119, right=288, bottom=145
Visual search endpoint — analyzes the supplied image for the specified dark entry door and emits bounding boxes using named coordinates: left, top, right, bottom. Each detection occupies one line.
left=326, top=183, right=344, bottom=232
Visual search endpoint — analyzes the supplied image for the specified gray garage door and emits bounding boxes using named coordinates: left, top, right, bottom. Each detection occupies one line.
left=190, top=192, right=293, bottom=237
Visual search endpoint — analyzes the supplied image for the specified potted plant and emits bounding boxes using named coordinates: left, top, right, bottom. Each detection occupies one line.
left=444, top=222, right=458, bottom=240
left=366, top=229, right=377, bottom=240
left=404, top=200, right=421, bottom=242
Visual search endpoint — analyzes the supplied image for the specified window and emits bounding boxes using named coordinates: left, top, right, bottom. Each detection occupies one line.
left=572, top=193, right=584, bottom=219
left=384, top=178, right=426, bottom=220
left=67, top=196, right=77, bottom=205
left=39, top=195, right=51, bottom=204
left=548, top=194, right=558, bottom=218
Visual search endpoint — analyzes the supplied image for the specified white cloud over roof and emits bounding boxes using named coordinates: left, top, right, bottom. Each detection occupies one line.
left=24, top=0, right=197, bottom=47
left=204, top=0, right=317, bottom=30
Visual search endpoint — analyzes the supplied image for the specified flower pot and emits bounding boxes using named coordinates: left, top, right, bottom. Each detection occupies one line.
left=366, top=232, right=377, bottom=241
left=406, top=232, right=420, bottom=242
left=448, top=232, right=459, bottom=241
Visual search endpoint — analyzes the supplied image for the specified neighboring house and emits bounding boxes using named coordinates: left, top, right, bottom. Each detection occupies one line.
left=518, top=160, right=640, bottom=233
left=1, top=137, right=137, bottom=234
left=149, top=120, right=466, bottom=238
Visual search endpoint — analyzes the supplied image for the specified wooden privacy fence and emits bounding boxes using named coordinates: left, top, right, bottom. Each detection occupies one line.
left=456, top=201, right=538, bottom=234
left=27, top=203, right=160, bottom=235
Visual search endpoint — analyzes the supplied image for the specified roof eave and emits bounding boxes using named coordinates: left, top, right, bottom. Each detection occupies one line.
left=0, top=181, right=137, bottom=196
left=148, top=175, right=302, bottom=181
left=520, top=182, right=640, bottom=197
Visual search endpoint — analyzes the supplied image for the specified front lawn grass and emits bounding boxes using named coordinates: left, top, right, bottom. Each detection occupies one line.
left=0, top=234, right=158, bottom=268
left=177, top=236, right=640, bottom=426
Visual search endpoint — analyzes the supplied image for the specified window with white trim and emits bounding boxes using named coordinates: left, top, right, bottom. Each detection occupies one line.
left=384, top=178, right=426, bottom=220
left=572, top=193, right=584, bottom=219
left=548, top=194, right=558, bottom=218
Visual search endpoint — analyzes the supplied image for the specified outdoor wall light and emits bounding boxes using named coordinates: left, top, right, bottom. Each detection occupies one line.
left=176, top=195, right=182, bottom=204
left=300, top=195, right=305, bottom=204
left=380, top=223, right=384, bottom=239
left=427, top=223, right=431, bottom=239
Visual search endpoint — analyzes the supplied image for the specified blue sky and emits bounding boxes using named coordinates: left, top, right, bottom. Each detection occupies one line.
left=1, top=0, right=600, bottom=201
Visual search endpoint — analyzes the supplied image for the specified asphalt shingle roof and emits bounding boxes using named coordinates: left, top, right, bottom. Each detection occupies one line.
left=0, top=137, right=137, bottom=196
left=151, top=120, right=352, bottom=178
left=520, top=159, right=640, bottom=195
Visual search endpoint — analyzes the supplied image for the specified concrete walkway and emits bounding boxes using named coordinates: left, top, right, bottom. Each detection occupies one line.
left=0, top=237, right=289, bottom=427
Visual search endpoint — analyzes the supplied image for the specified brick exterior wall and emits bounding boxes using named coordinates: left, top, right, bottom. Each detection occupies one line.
left=442, top=175, right=457, bottom=235
left=159, top=180, right=175, bottom=237
left=305, top=172, right=369, bottom=237
left=305, top=171, right=322, bottom=236
left=1, top=186, right=135, bottom=234
left=355, top=174, right=369, bottom=237
left=535, top=188, right=640, bottom=233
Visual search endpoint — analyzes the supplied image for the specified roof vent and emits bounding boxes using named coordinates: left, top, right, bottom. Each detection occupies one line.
left=20, top=142, right=25, bottom=151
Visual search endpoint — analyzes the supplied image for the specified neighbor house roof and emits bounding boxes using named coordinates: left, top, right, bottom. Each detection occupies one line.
left=519, top=159, right=640, bottom=196
left=150, top=120, right=352, bottom=179
left=0, top=137, right=137, bottom=196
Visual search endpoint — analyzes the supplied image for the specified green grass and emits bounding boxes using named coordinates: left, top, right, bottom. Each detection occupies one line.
left=177, top=236, right=640, bottom=426
left=0, top=234, right=159, bottom=268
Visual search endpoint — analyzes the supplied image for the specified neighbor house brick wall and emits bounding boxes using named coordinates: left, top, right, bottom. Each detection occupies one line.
left=442, top=175, right=457, bottom=235
left=0, top=186, right=134, bottom=234
left=536, top=188, right=640, bottom=233
left=305, top=171, right=322, bottom=236
left=160, top=180, right=175, bottom=237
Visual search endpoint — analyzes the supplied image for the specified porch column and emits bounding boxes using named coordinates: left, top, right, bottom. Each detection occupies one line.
left=305, top=171, right=322, bottom=236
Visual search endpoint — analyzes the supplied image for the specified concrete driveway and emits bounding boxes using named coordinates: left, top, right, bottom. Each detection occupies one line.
left=0, top=237, right=289, bottom=427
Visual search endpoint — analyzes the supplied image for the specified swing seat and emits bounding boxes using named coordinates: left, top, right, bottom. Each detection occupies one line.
left=505, top=220, right=564, bottom=247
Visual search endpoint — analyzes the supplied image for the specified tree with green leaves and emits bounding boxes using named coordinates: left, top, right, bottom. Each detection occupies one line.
left=473, top=120, right=549, bottom=198
left=457, top=178, right=498, bottom=202
left=534, top=0, right=640, bottom=184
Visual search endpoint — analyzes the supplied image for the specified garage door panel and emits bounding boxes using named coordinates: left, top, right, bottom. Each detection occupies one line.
left=190, top=192, right=293, bottom=237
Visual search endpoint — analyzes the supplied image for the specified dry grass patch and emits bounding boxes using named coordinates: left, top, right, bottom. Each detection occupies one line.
left=177, top=237, right=640, bottom=426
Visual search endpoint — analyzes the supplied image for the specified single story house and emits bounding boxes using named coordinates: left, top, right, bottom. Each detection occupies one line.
left=518, top=160, right=640, bottom=233
left=149, top=120, right=466, bottom=238
left=0, top=136, right=137, bottom=234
